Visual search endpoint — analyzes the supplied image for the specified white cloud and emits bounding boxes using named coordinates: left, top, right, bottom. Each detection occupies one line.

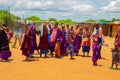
left=73, top=4, right=93, bottom=12
left=101, top=0, right=120, bottom=12
left=15, top=0, right=55, bottom=9
left=1, top=0, right=120, bottom=21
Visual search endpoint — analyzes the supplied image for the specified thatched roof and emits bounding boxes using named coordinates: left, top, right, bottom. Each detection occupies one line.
left=109, top=21, right=120, bottom=25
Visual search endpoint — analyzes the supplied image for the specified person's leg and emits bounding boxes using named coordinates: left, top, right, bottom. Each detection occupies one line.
left=25, top=57, right=30, bottom=61
left=93, top=61, right=96, bottom=65
left=50, top=51, right=53, bottom=57
left=83, top=52, right=85, bottom=57
left=45, top=50, right=49, bottom=58
left=87, top=46, right=90, bottom=57
left=116, top=64, right=118, bottom=70
left=12, top=36, right=17, bottom=48
left=87, top=52, right=89, bottom=57
left=50, top=46, right=54, bottom=57
left=40, top=54, right=42, bottom=57
left=37, top=49, right=39, bottom=54
left=19, top=35, right=23, bottom=46
left=70, top=51, right=74, bottom=59
left=45, top=53, right=48, bottom=58
left=40, top=50, right=42, bottom=57
left=45, top=53, right=47, bottom=57
left=109, top=60, right=114, bottom=69
left=58, top=48, right=61, bottom=57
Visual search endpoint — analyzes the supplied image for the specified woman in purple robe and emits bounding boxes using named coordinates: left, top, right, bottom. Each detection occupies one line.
left=29, top=23, right=38, bottom=57
left=21, top=24, right=33, bottom=61
left=74, top=25, right=82, bottom=56
left=60, top=24, right=67, bottom=56
left=0, top=24, right=12, bottom=61
left=49, top=22, right=61, bottom=57
left=91, top=26, right=101, bottom=66
left=92, top=39, right=99, bottom=66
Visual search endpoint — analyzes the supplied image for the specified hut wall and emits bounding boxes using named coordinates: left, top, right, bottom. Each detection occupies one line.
left=108, top=24, right=118, bottom=37
left=99, top=24, right=108, bottom=36
left=79, top=23, right=95, bottom=34
left=112, top=24, right=118, bottom=37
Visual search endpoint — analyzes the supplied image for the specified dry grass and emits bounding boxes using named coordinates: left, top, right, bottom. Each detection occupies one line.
left=0, top=36, right=120, bottom=80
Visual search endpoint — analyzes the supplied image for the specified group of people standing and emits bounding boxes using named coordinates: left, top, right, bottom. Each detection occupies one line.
left=0, top=22, right=109, bottom=66
left=21, top=22, right=83, bottom=61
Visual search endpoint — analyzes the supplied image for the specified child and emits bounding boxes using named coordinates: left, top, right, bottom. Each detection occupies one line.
left=67, top=40, right=74, bottom=59
left=82, top=27, right=91, bottom=57
left=67, top=28, right=75, bottom=59
left=82, top=35, right=91, bottom=57
left=54, top=39, right=61, bottom=58
left=109, top=47, right=120, bottom=70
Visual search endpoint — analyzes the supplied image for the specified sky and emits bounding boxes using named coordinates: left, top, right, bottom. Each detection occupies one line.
left=0, top=0, right=120, bottom=22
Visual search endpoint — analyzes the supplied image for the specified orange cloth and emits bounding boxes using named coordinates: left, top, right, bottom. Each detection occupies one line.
left=55, top=42, right=61, bottom=56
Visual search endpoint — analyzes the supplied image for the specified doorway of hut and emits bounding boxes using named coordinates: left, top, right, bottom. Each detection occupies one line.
left=110, top=25, right=113, bottom=37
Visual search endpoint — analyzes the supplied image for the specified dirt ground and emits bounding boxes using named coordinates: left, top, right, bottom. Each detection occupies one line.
left=0, top=36, right=120, bottom=80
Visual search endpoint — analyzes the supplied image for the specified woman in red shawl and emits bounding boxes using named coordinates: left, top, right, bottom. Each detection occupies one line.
left=21, top=24, right=33, bottom=61
left=38, top=24, right=49, bottom=58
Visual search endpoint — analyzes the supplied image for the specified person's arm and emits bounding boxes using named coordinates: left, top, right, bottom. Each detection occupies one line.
left=115, top=33, right=118, bottom=42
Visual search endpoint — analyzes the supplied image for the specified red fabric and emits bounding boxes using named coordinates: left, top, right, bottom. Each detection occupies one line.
left=9, top=31, right=14, bottom=40
left=38, top=29, right=49, bottom=50
left=82, top=38, right=91, bottom=46
left=21, top=27, right=33, bottom=54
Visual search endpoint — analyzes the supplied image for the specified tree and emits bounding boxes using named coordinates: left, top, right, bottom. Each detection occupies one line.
left=25, top=16, right=42, bottom=25
left=48, top=17, right=57, bottom=22
left=85, top=19, right=97, bottom=22
left=58, top=18, right=76, bottom=25
left=112, top=18, right=116, bottom=22
left=0, top=10, right=21, bottom=30
left=99, top=19, right=107, bottom=22
left=25, top=16, right=41, bottom=21
left=0, top=19, right=3, bottom=24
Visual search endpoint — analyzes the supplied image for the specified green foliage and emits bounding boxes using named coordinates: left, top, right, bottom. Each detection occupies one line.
left=111, top=18, right=120, bottom=22
left=25, top=16, right=41, bottom=21
left=0, top=10, right=21, bottom=30
left=58, top=18, right=76, bottom=25
left=85, top=19, right=97, bottom=22
left=25, top=16, right=42, bottom=25
left=0, top=19, right=3, bottom=24
left=99, top=19, right=107, bottom=22
left=48, top=17, right=57, bottom=22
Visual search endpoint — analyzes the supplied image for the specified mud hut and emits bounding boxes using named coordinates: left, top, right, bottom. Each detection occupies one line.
left=108, top=21, right=120, bottom=37
left=78, top=22, right=96, bottom=33
left=98, top=22, right=109, bottom=36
